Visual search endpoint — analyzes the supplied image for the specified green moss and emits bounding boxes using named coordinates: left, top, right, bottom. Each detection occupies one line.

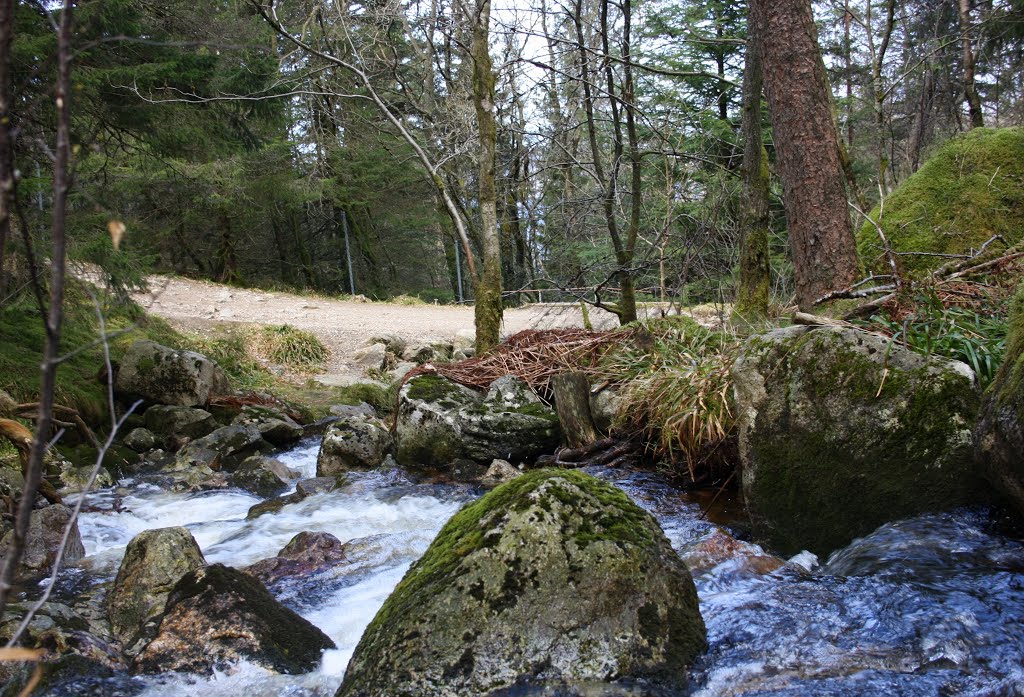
left=406, top=375, right=470, bottom=403
left=857, top=127, right=1024, bottom=276
left=509, top=402, right=559, bottom=423
left=993, top=284, right=1024, bottom=422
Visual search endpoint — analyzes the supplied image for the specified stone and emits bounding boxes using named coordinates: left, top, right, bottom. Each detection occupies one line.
left=401, top=343, right=436, bottom=364
left=329, top=403, right=377, bottom=419
left=452, top=329, right=475, bottom=350
left=144, top=405, right=218, bottom=440
left=975, top=284, right=1024, bottom=517
left=133, top=564, right=336, bottom=675
left=246, top=492, right=304, bottom=520
left=115, top=340, right=230, bottom=407
left=733, top=325, right=983, bottom=557
left=245, top=531, right=348, bottom=588
left=297, top=476, right=341, bottom=496
left=337, top=469, right=706, bottom=697
left=481, top=459, right=521, bottom=486
left=317, top=417, right=393, bottom=475
left=122, top=427, right=157, bottom=453
left=257, top=417, right=303, bottom=446
left=590, top=387, right=622, bottom=433
left=352, top=343, right=388, bottom=371
left=395, top=375, right=560, bottom=469
left=231, top=458, right=289, bottom=497
left=0, top=504, right=85, bottom=580
left=106, top=527, right=206, bottom=650
left=58, top=460, right=115, bottom=494
left=0, top=389, right=16, bottom=418
left=175, top=424, right=268, bottom=472
left=365, top=334, right=407, bottom=355
left=389, top=361, right=417, bottom=382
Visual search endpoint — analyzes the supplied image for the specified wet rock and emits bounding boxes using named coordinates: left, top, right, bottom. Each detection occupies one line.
left=481, top=459, right=521, bottom=486
left=733, top=325, right=984, bottom=557
left=246, top=492, right=304, bottom=519
left=395, top=375, right=560, bottom=469
left=245, top=531, right=347, bottom=587
left=231, top=458, right=289, bottom=497
left=233, top=406, right=304, bottom=446
left=58, top=459, right=115, bottom=494
left=106, top=527, right=206, bottom=650
left=0, top=504, right=85, bottom=580
left=297, top=476, right=341, bottom=496
left=122, top=428, right=156, bottom=453
left=337, top=469, right=706, bottom=697
left=175, top=424, right=268, bottom=472
left=317, top=416, right=393, bottom=475
left=144, top=405, right=219, bottom=441
left=115, top=340, right=230, bottom=407
left=975, top=284, right=1024, bottom=518
left=133, top=564, right=335, bottom=675
left=678, top=527, right=784, bottom=577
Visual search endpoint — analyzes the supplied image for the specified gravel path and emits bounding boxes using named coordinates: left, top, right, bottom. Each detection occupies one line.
left=134, top=276, right=686, bottom=381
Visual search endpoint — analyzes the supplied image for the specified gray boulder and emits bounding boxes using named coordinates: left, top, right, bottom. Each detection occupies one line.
left=144, top=405, right=219, bottom=440
left=481, top=458, right=521, bottom=486
left=395, top=375, right=560, bottom=469
left=353, top=343, right=388, bottom=371
left=116, top=340, right=230, bottom=407
left=733, top=325, right=983, bottom=557
left=231, top=457, right=289, bottom=497
left=122, top=427, right=157, bottom=453
left=106, top=527, right=206, bottom=651
left=245, top=531, right=348, bottom=588
left=975, top=284, right=1024, bottom=517
left=175, top=424, right=269, bottom=472
left=338, top=469, right=705, bottom=697
left=133, top=564, right=336, bottom=675
left=317, top=416, right=393, bottom=475
left=0, top=504, right=85, bottom=580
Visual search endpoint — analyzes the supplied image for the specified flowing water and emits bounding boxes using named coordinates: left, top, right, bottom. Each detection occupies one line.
left=64, top=438, right=1024, bottom=696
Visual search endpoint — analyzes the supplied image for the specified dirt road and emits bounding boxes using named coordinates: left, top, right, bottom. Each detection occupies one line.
left=134, top=276, right=707, bottom=380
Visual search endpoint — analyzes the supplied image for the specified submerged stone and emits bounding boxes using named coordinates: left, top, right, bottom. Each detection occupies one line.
left=733, top=325, right=984, bottom=557
left=337, top=469, right=706, bottom=697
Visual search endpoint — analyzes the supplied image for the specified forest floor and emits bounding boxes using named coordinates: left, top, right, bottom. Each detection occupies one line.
left=133, top=275, right=724, bottom=383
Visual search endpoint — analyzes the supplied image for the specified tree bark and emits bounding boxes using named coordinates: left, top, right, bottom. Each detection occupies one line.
left=551, top=372, right=598, bottom=448
left=958, top=0, right=984, bottom=128
left=750, top=0, right=860, bottom=309
left=471, top=0, right=502, bottom=353
left=0, top=0, right=13, bottom=295
left=735, top=11, right=771, bottom=321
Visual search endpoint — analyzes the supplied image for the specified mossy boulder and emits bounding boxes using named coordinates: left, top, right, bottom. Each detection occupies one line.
left=115, top=340, right=231, bottom=407
left=133, top=563, right=335, bottom=675
left=231, top=457, right=289, bottom=497
left=174, top=424, right=270, bottom=472
left=0, top=504, right=85, bottom=580
left=395, top=375, right=560, bottom=469
left=857, top=127, right=1024, bottom=277
left=733, top=325, right=984, bottom=557
left=317, top=415, right=393, bottom=475
left=106, top=527, right=207, bottom=652
left=337, top=469, right=706, bottom=697
left=975, top=284, right=1024, bottom=517
left=144, top=405, right=218, bottom=440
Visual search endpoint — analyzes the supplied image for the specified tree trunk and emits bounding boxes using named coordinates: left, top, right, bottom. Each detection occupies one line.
left=551, top=372, right=598, bottom=448
left=0, top=0, right=12, bottom=296
left=750, top=0, right=860, bottom=309
left=735, top=13, right=771, bottom=321
left=471, top=0, right=502, bottom=353
left=958, top=0, right=984, bottom=128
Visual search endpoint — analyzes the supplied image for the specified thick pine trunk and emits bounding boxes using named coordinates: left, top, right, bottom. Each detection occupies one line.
left=750, top=0, right=859, bottom=310
left=551, top=372, right=598, bottom=448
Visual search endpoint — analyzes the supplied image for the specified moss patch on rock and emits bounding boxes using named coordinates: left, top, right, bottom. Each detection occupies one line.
left=856, top=127, right=1024, bottom=277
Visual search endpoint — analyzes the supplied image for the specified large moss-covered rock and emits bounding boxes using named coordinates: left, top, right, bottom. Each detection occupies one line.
left=975, top=285, right=1024, bottom=517
left=116, top=340, right=230, bottom=407
left=0, top=504, right=85, bottom=580
left=144, top=405, right=219, bottom=440
left=395, top=375, right=560, bottom=469
left=338, top=469, right=706, bottom=697
left=856, top=127, right=1024, bottom=277
left=106, top=527, right=206, bottom=651
left=174, top=424, right=269, bottom=472
left=133, top=563, right=335, bottom=675
left=733, top=325, right=984, bottom=557
left=317, top=416, right=393, bottom=474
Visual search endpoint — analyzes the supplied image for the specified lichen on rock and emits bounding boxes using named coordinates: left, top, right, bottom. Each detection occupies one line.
left=337, top=468, right=706, bottom=697
left=733, top=325, right=984, bottom=557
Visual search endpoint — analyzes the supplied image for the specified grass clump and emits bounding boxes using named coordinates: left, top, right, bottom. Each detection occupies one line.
left=388, top=294, right=426, bottom=306
left=596, top=317, right=740, bottom=479
left=185, top=334, right=276, bottom=391
left=247, top=324, right=329, bottom=373
left=857, top=127, right=1024, bottom=277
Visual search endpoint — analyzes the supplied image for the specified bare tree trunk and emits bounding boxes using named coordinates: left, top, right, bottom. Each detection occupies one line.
left=750, top=0, right=860, bottom=309
left=0, top=0, right=12, bottom=295
left=472, top=0, right=502, bottom=353
left=0, top=0, right=74, bottom=620
left=735, top=12, right=771, bottom=321
left=958, top=0, right=984, bottom=128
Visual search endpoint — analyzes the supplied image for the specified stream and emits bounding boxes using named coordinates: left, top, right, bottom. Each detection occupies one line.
left=63, top=437, right=1024, bottom=696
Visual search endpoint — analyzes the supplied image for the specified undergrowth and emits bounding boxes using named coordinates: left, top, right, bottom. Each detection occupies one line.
left=595, top=317, right=740, bottom=480
left=247, top=324, right=329, bottom=373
